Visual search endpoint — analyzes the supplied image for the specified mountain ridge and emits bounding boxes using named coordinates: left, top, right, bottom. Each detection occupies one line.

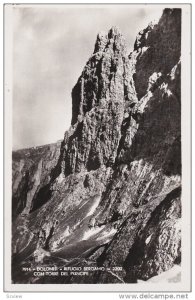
left=12, top=8, right=181, bottom=284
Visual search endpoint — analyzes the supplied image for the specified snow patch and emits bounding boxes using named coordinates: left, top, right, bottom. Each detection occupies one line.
left=63, top=226, right=71, bottom=238
left=147, top=72, right=162, bottom=92
left=56, top=173, right=65, bottom=184
left=148, top=265, right=181, bottom=283
left=160, top=83, right=172, bottom=97
left=170, top=60, right=180, bottom=80
left=97, top=228, right=117, bottom=241
left=136, top=91, right=153, bottom=114
left=82, top=226, right=105, bottom=240
left=145, top=234, right=152, bottom=245
left=141, top=46, right=149, bottom=55
left=85, top=195, right=101, bottom=217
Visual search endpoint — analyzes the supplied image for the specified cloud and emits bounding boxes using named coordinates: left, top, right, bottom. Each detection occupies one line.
left=12, top=4, right=163, bottom=149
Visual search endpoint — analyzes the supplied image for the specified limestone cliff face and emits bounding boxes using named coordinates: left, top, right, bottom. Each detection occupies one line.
left=64, top=26, right=137, bottom=176
left=12, top=8, right=182, bottom=284
left=133, top=8, right=181, bottom=100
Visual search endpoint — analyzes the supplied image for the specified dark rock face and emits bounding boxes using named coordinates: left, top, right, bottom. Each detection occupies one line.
left=124, top=187, right=181, bottom=282
left=133, top=8, right=181, bottom=100
left=12, top=8, right=182, bottom=284
left=65, top=26, right=137, bottom=175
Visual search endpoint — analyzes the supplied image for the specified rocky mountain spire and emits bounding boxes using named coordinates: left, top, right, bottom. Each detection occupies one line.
left=71, top=26, right=137, bottom=125
left=64, top=26, right=137, bottom=175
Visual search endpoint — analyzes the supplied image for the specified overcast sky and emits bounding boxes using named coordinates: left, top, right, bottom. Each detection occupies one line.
left=12, top=4, right=164, bottom=150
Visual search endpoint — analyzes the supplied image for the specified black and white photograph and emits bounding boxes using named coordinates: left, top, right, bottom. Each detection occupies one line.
left=4, top=3, right=191, bottom=292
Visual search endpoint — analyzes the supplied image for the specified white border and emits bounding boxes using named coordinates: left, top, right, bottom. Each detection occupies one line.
left=3, top=3, right=192, bottom=293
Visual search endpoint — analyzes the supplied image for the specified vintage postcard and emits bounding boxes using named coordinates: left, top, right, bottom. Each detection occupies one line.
left=4, top=3, right=191, bottom=292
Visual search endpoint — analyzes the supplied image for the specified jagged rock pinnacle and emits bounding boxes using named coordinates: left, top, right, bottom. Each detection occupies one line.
left=94, top=26, right=125, bottom=54
left=94, top=31, right=108, bottom=53
left=65, top=26, right=137, bottom=175
left=71, top=26, right=131, bottom=127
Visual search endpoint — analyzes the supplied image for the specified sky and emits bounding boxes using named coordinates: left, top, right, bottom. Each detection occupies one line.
left=12, top=4, right=164, bottom=150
